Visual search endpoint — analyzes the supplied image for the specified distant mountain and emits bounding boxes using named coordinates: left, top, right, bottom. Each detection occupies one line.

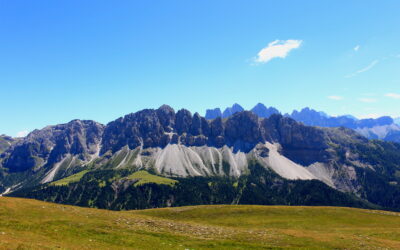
left=222, top=103, right=244, bottom=118
left=250, top=103, right=280, bottom=118
left=384, top=129, right=400, bottom=142
left=343, top=114, right=358, bottom=120
left=205, top=104, right=400, bottom=143
left=290, top=108, right=354, bottom=127
left=395, top=118, right=400, bottom=125
left=289, top=108, right=399, bottom=142
left=2, top=106, right=400, bottom=211
left=205, top=108, right=222, bottom=120
left=290, top=108, right=394, bottom=129
left=356, top=124, right=400, bottom=140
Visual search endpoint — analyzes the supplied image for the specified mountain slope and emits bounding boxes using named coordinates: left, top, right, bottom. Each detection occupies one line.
left=12, top=163, right=373, bottom=210
left=0, top=120, right=104, bottom=193
left=0, top=135, right=17, bottom=154
left=1, top=197, right=400, bottom=249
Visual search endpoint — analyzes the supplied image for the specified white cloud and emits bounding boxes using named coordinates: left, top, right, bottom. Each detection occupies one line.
left=254, top=39, right=302, bottom=64
left=16, top=130, right=29, bottom=137
left=385, top=93, right=400, bottom=99
left=328, top=95, right=344, bottom=101
left=345, top=60, right=379, bottom=78
left=358, top=98, right=377, bottom=103
left=354, top=45, right=360, bottom=51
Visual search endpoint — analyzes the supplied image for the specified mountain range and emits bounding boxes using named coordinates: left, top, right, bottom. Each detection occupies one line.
left=1, top=105, right=400, bottom=211
left=206, top=103, right=400, bottom=143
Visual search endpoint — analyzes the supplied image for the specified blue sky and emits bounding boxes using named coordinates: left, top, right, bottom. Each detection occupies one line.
left=1, top=0, right=400, bottom=136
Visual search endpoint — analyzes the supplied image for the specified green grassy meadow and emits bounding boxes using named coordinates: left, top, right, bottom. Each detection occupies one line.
left=0, top=197, right=399, bottom=249
left=51, top=170, right=90, bottom=186
left=126, top=170, right=178, bottom=187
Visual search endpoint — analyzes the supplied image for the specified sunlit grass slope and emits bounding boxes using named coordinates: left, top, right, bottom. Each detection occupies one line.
left=0, top=197, right=400, bottom=249
left=51, top=170, right=90, bottom=186
left=126, top=170, right=178, bottom=187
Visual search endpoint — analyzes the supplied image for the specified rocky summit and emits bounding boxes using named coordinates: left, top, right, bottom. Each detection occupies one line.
left=1, top=105, right=400, bottom=211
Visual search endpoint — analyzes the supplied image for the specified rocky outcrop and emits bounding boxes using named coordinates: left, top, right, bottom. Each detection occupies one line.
left=2, top=120, right=104, bottom=172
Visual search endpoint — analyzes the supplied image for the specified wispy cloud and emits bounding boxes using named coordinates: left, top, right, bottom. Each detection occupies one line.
left=385, top=93, right=400, bottom=99
left=356, top=60, right=379, bottom=73
left=354, top=45, right=360, bottom=52
left=328, top=95, right=344, bottom=101
left=253, top=39, right=302, bottom=64
left=16, top=130, right=29, bottom=137
left=345, top=60, right=379, bottom=78
left=358, top=98, right=377, bottom=103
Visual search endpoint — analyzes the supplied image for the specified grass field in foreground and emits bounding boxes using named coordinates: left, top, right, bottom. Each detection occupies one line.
left=0, top=197, right=399, bottom=249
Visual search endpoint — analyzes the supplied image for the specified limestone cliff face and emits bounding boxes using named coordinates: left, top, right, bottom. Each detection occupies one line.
left=100, top=105, right=330, bottom=156
left=2, top=120, right=104, bottom=172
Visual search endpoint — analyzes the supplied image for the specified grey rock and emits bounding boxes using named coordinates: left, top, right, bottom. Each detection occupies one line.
left=205, top=108, right=222, bottom=120
left=251, top=103, right=280, bottom=118
left=222, top=103, right=244, bottom=118
left=2, top=120, right=104, bottom=172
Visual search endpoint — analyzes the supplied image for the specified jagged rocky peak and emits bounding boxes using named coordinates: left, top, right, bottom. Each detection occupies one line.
left=205, top=108, right=222, bottom=120
left=101, top=106, right=180, bottom=154
left=175, top=109, right=192, bottom=134
left=2, top=119, right=104, bottom=172
left=290, top=107, right=395, bottom=130
left=290, top=107, right=350, bottom=127
left=100, top=106, right=336, bottom=159
left=156, top=104, right=176, bottom=131
left=223, top=111, right=263, bottom=151
left=190, top=112, right=209, bottom=136
left=222, top=103, right=244, bottom=118
left=225, top=111, right=260, bottom=141
left=251, top=103, right=280, bottom=118
left=204, top=104, right=399, bottom=141
left=291, top=107, right=321, bottom=118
